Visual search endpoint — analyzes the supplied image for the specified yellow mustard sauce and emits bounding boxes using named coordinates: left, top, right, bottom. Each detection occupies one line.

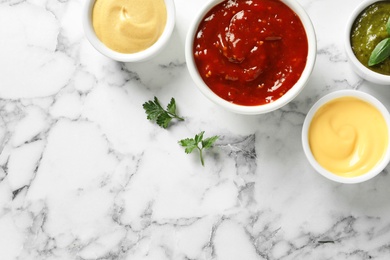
left=309, top=97, right=388, bottom=177
left=92, top=0, right=167, bottom=54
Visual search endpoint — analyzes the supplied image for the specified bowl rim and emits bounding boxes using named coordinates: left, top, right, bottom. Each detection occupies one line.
left=302, top=89, right=390, bottom=184
left=344, top=0, right=390, bottom=85
left=82, top=0, right=175, bottom=62
left=185, top=0, right=317, bottom=115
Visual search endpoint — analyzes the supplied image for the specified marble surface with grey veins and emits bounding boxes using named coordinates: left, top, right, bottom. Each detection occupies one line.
left=1, top=0, right=390, bottom=259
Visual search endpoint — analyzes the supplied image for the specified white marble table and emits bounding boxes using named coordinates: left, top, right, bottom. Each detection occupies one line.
left=1, top=0, right=390, bottom=259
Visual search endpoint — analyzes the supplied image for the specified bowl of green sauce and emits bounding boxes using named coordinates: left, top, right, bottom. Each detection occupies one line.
left=345, top=0, right=390, bottom=84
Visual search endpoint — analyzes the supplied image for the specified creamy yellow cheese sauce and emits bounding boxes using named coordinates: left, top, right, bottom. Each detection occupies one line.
left=309, top=97, right=388, bottom=177
left=92, top=0, right=167, bottom=54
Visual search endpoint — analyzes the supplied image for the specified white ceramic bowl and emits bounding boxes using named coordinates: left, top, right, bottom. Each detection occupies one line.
left=345, top=0, right=390, bottom=85
left=302, top=90, right=390, bottom=184
left=185, top=0, right=317, bottom=115
left=82, top=0, right=175, bottom=62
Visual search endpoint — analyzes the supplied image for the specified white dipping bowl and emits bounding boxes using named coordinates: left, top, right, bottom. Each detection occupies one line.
left=345, top=0, right=390, bottom=85
left=185, top=0, right=316, bottom=115
left=302, top=90, right=390, bottom=184
left=83, top=0, right=175, bottom=62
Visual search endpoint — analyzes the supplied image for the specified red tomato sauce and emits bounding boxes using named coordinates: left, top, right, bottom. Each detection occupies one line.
left=193, top=0, right=308, bottom=106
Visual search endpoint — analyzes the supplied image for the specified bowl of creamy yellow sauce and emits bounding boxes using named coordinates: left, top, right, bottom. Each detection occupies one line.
left=302, top=90, right=390, bottom=184
left=83, top=0, right=175, bottom=62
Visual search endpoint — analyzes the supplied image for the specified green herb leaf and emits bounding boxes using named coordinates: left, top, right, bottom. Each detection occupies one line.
left=156, top=112, right=173, bottom=129
left=167, top=98, right=177, bottom=115
left=202, top=135, right=220, bottom=149
left=194, top=131, right=204, bottom=144
left=143, top=97, right=163, bottom=121
left=387, top=16, right=390, bottom=35
left=368, top=38, right=390, bottom=66
left=178, top=138, right=198, bottom=154
left=143, top=97, right=184, bottom=129
left=178, top=131, right=219, bottom=166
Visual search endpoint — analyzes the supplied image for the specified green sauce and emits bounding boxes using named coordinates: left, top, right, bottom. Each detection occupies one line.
left=351, top=1, right=390, bottom=75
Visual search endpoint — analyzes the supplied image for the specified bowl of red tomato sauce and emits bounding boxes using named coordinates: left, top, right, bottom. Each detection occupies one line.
left=185, top=0, right=317, bottom=114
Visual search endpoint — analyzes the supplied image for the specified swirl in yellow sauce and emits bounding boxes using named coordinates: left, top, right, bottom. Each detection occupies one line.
left=92, top=0, right=167, bottom=54
left=309, top=97, right=388, bottom=177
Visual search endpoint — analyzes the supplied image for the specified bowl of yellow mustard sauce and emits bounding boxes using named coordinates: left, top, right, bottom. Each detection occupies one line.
left=302, top=90, right=390, bottom=184
left=83, top=0, right=175, bottom=62
left=345, top=0, right=390, bottom=84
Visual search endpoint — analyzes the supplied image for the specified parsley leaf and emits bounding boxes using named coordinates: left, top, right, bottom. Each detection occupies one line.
left=178, top=131, right=219, bottom=166
left=143, top=97, right=184, bottom=128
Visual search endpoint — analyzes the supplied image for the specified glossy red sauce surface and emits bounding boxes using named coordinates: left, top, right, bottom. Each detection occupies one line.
left=193, top=0, right=308, bottom=106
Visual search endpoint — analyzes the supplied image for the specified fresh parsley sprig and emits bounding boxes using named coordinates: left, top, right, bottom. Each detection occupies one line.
left=369, top=16, right=390, bottom=66
left=143, top=97, right=184, bottom=129
left=178, top=131, right=219, bottom=166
